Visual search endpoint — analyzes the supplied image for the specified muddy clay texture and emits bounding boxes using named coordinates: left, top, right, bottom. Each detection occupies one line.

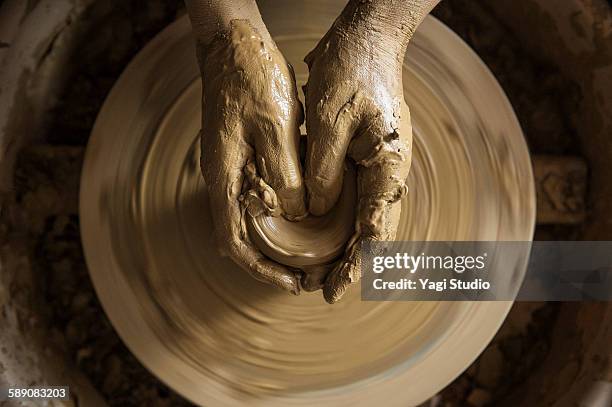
left=10, top=0, right=580, bottom=406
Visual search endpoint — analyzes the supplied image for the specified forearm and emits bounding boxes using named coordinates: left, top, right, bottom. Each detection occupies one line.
left=184, top=0, right=270, bottom=45
left=335, top=0, right=440, bottom=58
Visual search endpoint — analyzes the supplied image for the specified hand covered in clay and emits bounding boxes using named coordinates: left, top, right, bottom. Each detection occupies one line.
left=303, top=0, right=435, bottom=303
left=196, top=19, right=306, bottom=294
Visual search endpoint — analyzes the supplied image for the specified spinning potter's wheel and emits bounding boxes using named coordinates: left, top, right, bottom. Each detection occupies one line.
left=80, top=2, right=535, bottom=406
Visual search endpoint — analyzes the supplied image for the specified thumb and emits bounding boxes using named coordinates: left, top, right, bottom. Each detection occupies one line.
left=253, top=116, right=306, bottom=219
left=305, top=90, right=365, bottom=216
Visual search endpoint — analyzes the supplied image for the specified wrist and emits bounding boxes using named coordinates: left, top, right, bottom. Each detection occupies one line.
left=331, top=17, right=406, bottom=68
left=186, top=0, right=271, bottom=47
left=335, top=0, right=438, bottom=59
left=189, top=15, right=272, bottom=71
left=334, top=3, right=408, bottom=63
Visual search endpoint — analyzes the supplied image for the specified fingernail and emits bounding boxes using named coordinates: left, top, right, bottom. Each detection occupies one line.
left=309, top=195, right=327, bottom=216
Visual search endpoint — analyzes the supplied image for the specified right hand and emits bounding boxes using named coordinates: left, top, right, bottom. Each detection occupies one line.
left=198, top=19, right=306, bottom=294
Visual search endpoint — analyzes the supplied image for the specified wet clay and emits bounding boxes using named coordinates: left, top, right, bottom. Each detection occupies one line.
left=80, top=13, right=535, bottom=406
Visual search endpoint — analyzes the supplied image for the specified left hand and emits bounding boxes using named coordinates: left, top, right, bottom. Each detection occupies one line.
left=303, top=16, right=413, bottom=303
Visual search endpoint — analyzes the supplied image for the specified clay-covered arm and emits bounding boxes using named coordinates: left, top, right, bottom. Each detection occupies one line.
left=334, top=0, right=439, bottom=58
left=184, top=0, right=271, bottom=46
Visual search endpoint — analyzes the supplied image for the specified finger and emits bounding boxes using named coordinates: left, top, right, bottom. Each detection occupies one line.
left=304, top=88, right=365, bottom=216
left=322, top=167, right=407, bottom=303
left=323, top=237, right=361, bottom=303
left=200, top=127, right=300, bottom=294
left=323, top=102, right=412, bottom=303
left=350, top=101, right=412, bottom=240
left=253, top=115, right=306, bottom=219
